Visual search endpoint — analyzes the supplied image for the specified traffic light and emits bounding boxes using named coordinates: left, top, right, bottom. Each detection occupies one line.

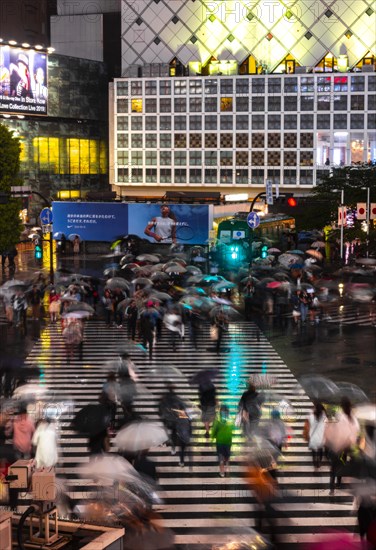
left=268, top=193, right=297, bottom=213
left=287, top=196, right=297, bottom=207
left=230, top=245, right=239, bottom=260
left=261, top=245, right=268, bottom=259
left=34, top=241, right=43, bottom=260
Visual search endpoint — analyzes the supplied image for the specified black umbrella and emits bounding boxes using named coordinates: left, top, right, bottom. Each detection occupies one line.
left=71, top=404, right=111, bottom=436
left=189, top=368, right=219, bottom=386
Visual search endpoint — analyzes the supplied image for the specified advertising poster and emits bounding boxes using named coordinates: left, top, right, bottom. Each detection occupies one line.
left=52, top=202, right=128, bottom=242
left=0, top=45, right=48, bottom=115
left=128, top=203, right=211, bottom=245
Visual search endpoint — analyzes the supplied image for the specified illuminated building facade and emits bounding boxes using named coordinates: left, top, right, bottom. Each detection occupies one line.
left=111, top=0, right=376, bottom=197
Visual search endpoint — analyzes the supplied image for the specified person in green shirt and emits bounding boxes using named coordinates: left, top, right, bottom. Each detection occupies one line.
left=211, top=405, right=235, bottom=478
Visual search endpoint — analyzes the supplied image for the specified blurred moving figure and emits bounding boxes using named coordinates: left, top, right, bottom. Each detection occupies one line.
left=211, top=405, right=234, bottom=477
left=32, top=417, right=58, bottom=469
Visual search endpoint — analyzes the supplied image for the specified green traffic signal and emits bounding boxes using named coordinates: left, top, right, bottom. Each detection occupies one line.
left=35, top=244, right=43, bottom=260
left=261, top=245, right=268, bottom=259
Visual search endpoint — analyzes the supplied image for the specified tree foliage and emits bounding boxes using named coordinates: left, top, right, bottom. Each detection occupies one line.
left=0, top=124, right=23, bottom=253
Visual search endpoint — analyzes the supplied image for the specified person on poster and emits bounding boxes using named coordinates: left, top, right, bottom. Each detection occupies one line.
left=33, top=66, right=48, bottom=100
left=10, top=53, right=33, bottom=99
left=144, top=205, right=177, bottom=243
left=0, top=48, right=10, bottom=95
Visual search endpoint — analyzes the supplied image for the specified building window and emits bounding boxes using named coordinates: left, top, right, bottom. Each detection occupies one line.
left=130, top=168, right=143, bottom=183
left=189, top=151, right=202, bottom=165
left=160, top=98, right=171, bottom=112
left=284, top=96, right=297, bottom=111
left=160, top=116, right=171, bottom=130
left=174, top=116, right=187, bottom=130
left=284, top=77, right=298, bottom=93
left=220, top=169, right=233, bottom=183
left=334, top=76, right=348, bottom=92
left=117, top=151, right=128, bottom=165
left=220, top=115, right=233, bottom=130
left=160, top=168, right=171, bottom=183
left=131, top=117, right=142, bottom=130
left=300, top=114, right=314, bottom=129
left=175, top=134, right=187, bottom=148
left=145, top=134, right=157, bottom=148
left=236, top=169, right=249, bottom=183
left=236, top=79, right=249, bottom=94
left=334, top=95, right=347, bottom=110
left=251, top=169, right=264, bottom=184
left=131, top=150, right=143, bottom=165
left=220, top=97, right=233, bottom=112
left=146, top=168, right=157, bottom=182
left=205, top=115, right=217, bottom=130
left=301, top=77, right=314, bottom=93
left=205, top=134, right=217, bottom=148
left=268, top=151, right=281, bottom=166
left=236, top=151, right=248, bottom=165
left=220, top=151, right=233, bottom=166
left=205, top=80, right=217, bottom=94
left=160, top=134, right=171, bottom=148
left=300, top=151, right=314, bottom=166
left=190, top=98, right=202, bottom=112
left=145, top=99, right=157, bottom=113
left=284, top=133, right=297, bottom=148
left=284, top=151, right=297, bottom=166
left=252, top=79, right=265, bottom=94
left=220, top=133, right=233, bottom=148
left=368, top=95, right=376, bottom=110
left=145, top=116, right=157, bottom=130
left=117, top=99, right=128, bottom=113
left=351, top=76, right=365, bottom=92
left=301, top=133, right=314, bottom=147
left=174, top=98, right=186, bottom=112
left=252, top=151, right=265, bottom=165
left=117, top=134, right=128, bottom=148
left=267, top=169, right=280, bottom=185
left=174, top=151, right=187, bottom=165
left=236, top=115, right=248, bottom=129
left=317, top=114, right=331, bottom=129
left=189, top=134, right=202, bottom=148
left=351, top=95, right=365, bottom=110
left=160, top=80, right=171, bottom=95
left=268, top=115, right=281, bottom=130
left=175, top=168, right=187, bottom=183
left=351, top=114, right=364, bottom=129
left=368, top=77, right=376, bottom=92
left=190, top=115, right=202, bottom=130
left=205, top=151, right=217, bottom=165
left=284, top=169, right=297, bottom=183
left=268, top=133, right=281, bottom=148
left=131, top=98, right=143, bottom=112
left=236, top=133, right=248, bottom=148
left=268, top=96, right=281, bottom=111
left=220, top=80, right=233, bottom=94
left=252, top=97, right=264, bottom=111
left=334, top=113, right=347, bottom=129
left=160, top=151, right=171, bottom=165
left=117, top=117, right=128, bottom=131
left=118, top=168, right=129, bottom=182
left=205, top=168, right=217, bottom=183
left=236, top=97, right=249, bottom=112
left=268, top=78, right=281, bottom=93
left=131, top=134, right=143, bottom=147
left=189, top=80, right=202, bottom=94
left=252, top=115, right=264, bottom=130
left=252, top=133, right=265, bottom=147
left=189, top=168, right=202, bottom=183
left=145, top=80, right=157, bottom=95
left=317, top=95, right=331, bottom=110
left=117, top=81, right=128, bottom=95
left=174, top=80, right=187, bottom=95
left=301, top=96, right=314, bottom=111
left=284, top=115, right=297, bottom=129
left=131, top=81, right=142, bottom=95
left=300, top=170, right=313, bottom=184
left=205, top=97, right=217, bottom=111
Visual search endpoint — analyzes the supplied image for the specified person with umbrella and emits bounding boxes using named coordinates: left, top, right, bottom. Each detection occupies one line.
left=163, top=306, right=183, bottom=352
left=100, top=372, right=120, bottom=430
left=212, top=306, right=229, bottom=355
left=29, top=284, right=43, bottom=321
left=11, top=289, right=28, bottom=332
left=139, top=301, right=159, bottom=360
left=304, top=401, right=327, bottom=469
left=198, top=380, right=217, bottom=438
left=101, top=288, right=113, bottom=327
left=158, top=384, right=191, bottom=466
left=211, top=405, right=235, bottom=477
left=72, top=402, right=111, bottom=456
left=112, top=287, right=126, bottom=328
left=238, top=382, right=264, bottom=438
left=62, top=318, right=84, bottom=362
left=32, top=417, right=58, bottom=469
left=124, top=299, right=138, bottom=341
left=11, top=405, right=35, bottom=459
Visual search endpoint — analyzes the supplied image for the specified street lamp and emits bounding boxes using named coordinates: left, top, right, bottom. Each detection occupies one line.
left=332, top=188, right=345, bottom=260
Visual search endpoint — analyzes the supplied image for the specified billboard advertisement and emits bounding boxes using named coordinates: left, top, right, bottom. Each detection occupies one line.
left=129, top=203, right=211, bottom=245
left=0, top=45, right=48, bottom=115
left=52, top=202, right=128, bottom=242
left=52, top=202, right=212, bottom=244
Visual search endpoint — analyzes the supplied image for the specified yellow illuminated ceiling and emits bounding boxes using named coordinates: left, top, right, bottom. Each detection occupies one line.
left=121, top=0, right=376, bottom=72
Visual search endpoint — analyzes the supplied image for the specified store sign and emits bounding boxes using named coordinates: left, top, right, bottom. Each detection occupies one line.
left=0, top=45, right=48, bottom=115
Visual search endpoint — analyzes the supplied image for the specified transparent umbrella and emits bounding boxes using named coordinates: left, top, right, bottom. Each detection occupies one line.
left=106, top=277, right=130, bottom=290
left=114, top=421, right=169, bottom=452
left=298, top=375, right=339, bottom=402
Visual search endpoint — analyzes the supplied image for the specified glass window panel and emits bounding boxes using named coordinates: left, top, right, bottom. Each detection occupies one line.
left=145, top=168, right=157, bottom=182
left=189, top=80, right=202, bottom=94
left=317, top=76, right=332, bottom=92
left=299, top=169, right=313, bottom=184
left=268, top=115, right=281, bottom=129
left=174, top=116, right=187, bottom=130
left=145, top=134, right=157, bottom=148
left=333, top=131, right=348, bottom=165
left=220, top=115, right=233, bottom=130
left=220, top=169, right=233, bottom=183
left=117, top=81, right=128, bottom=95
left=334, top=114, right=347, bottom=129
left=284, top=115, right=297, bottom=129
left=131, top=150, right=143, bottom=165
left=145, top=80, right=157, bottom=95
left=145, top=151, right=157, bottom=165
left=252, top=79, right=265, bottom=94
left=220, top=80, right=233, bottom=94
left=283, top=169, right=297, bottom=184
left=236, top=169, right=249, bottom=183
left=130, top=168, right=143, bottom=183
left=317, top=114, right=331, bottom=129
left=189, top=168, right=202, bottom=183
left=160, top=98, right=171, bottom=112
left=220, top=97, right=233, bottom=112
left=251, top=169, right=264, bottom=184
left=205, top=168, right=217, bottom=183
left=160, top=134, right=171, bottom=148
left=236, top=79, right=249, bottom=93
left=131, top=134, right=143, bottom=147
left=300, top=77, right=314, bottom=93
left=252, top=115, right=264, bottom=129
left=189, top=151, right=202, bottom=165
left=252, top=97, right=264, bottom=111
left=190, top=115, right=202, bottom=130
left=333, top=76, right=348, bottom=92
left=174, top=80, right=187, bottom=95
left=160, top=80, right=171, bottom=95
left=351, top=95, right=365, bottom=110
left=117, top=98, right=128, bottom=113
left=205, top=151, right=217, bottom=165
left=300, top=114, right=314, bottom=129
left=174, top=151, right=187, bottom=165
left=190, top=98, right=202, bottom=112
left=284, top=77, right=298, bottom=93
left=160, top=151, right=171, bottom=165
left=174, top=168, right=187, bottom=183
left=131, top=117, right=142, bottom=130
left=118, top=168, right=128, bottom=182
left=117, top=116, right=128, bottom=130
left=160, top=168, right=171, bottom=183
left=268, top=78, right=281, bottom=93
left=205, top=115, right=217, bottom=130
left=145, top=116, right=157, bottom=130
left=333, top=95, right=347, bottom=110
left=174, top=98, right=187, bottom=112
left=205, top=80, right=217, bottom=94
left=236, top=115, right=248, bottom=129
left=117, top=134, right=128, bottom=148
left=145, top=98, right=157, bottom=113
left=236, top=97, right=249, bottom=111
left=220, top=151, right=233, bottom=165
left=131, top=81, right=142, bottom=95
left=160, top=116, right=171, bottom=130
left=351, top=76, right=365, bottom=92
left=317, top=95, right=331, bottom=110
left=268, top=96, right=281, bottom=111
left=368, top=77, right=376, bottom=92
left=351, top=114, right=364, bottom=129
left=368, top=95, right=376, bottom=110
left=205, top=97, right=217, bottom=111
left=301, top=96, right=314, bottom=110
left=284, top=96, right=297, bottom=111
left=131, top=98, right=142, bottom=112
left=350, top=132, right=365, bottom=164
left=366, top=131, right=376, bottom=161
left=368, top=114, right=376, bottom=128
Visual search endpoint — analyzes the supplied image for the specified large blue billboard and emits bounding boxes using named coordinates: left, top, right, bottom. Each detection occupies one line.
left=52, top=202, right=212, bottom=244
left=52, top=202, right=128, bottom=242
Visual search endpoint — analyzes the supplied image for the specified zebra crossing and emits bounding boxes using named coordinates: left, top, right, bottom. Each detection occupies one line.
left=23, top=319, right=357, bottom=549
left=284, top=301, right=376, bottom=327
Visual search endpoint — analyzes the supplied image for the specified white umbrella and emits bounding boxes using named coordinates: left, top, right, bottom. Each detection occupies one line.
left=164, top=263, right=186, bottom=274
left=106, top=277, right=130, bottom=290
left=354, top=404, right=376, bottom=426
left=114, top=421, right=169, bottom=452
left=78, top=455, right=137, bottom=481
left=13, top=384, right=49, bottom=401
left=136, top=254, right=160, bottom=263
left=355, top=257, right=376, bottom=266
left=311, top=240, right=326, bottom=248
left=278, top=253, right=302, bottom=268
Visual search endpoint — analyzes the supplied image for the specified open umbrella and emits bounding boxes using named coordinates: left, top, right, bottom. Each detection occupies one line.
left=114, top=421, right=168, bottom=452
left=212, top=280, right=237, bottom=291
left=335, top=382, right=369, bottom=404
left=136, top=254, right=160, bottom=263
left=189, top=368, right=219, bottom=386
left=150, top=271, right=170, bottom=282
left=266, top=281, right=282, bottom=289
left=71, top=403, right=111, bottom=436
left=185, top=265, right=203, bottom=275
left=268, top=247, right=281, bottom=253
left=298, top=375, right=339, bottom=402
left=209, top=304, right=242, bottom=321
left=311, top=240, right=326, bottom=248
left=78, top=455, right=136, bottom=481
left=104, top=267, right=120, bottom=277
left=67, top=234, right=82, bottom=242
left=61, top=311, right=91, bottom=320
left=12, top=384, right=49, bottom=401
left=354, top=404, right=376, bottom=426
left=306, top=249, right=324, bottom=261
left=278, top=253, right=302, bottom=268
left=289, top=249, right=305, bottom=255
left=164, top=264, right=186, bottom=274
left=66, top=302, right=95, bottom=314
left=132, top=277, right=153, bottom=288
left=106, top=277, right=130, bottom=290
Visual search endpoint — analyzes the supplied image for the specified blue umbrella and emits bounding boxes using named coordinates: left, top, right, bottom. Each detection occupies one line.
left=289, top=249, right=305, bottom=255
left=290, top=263, right=303, bottom=269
